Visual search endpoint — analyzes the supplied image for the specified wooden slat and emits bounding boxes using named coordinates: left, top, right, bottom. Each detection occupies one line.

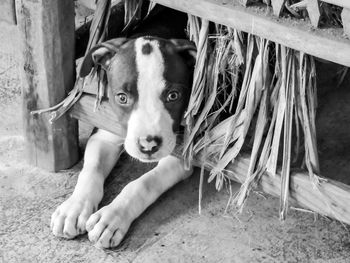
left=0, top=0, right=16, bottom=25
left=72, top=94, right=350, bottom=225
left=322, top=0, right=350, bottom=9
left=150, top=0, right=350, bottom=67
left=70, top=94, right=126, bottom=138
left=223, top=157, right=350, bottom=225
left=16, top=0, right=79, bottom=171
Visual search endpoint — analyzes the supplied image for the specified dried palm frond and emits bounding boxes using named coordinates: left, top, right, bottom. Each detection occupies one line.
left=185, top=19, right=324, bottom=219
left=31, top=0, right=113, bottom=120
left=32, top=0, right=149, bottom=120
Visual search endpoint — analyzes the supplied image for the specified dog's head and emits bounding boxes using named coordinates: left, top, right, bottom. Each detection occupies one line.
left=80, top=37, right=196, bottom=162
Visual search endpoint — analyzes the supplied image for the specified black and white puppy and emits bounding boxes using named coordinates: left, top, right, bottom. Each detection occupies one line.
left=51, top=5, right=196, bottom=248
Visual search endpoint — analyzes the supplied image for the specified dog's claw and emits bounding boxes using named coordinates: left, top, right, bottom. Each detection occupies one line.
left=51, top=196, right=96, bottom=239
left=86, top=204, right=131, bottom=248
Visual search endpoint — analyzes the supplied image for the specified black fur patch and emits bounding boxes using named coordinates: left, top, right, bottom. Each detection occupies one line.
left=141, top=43, right=153, bottom=55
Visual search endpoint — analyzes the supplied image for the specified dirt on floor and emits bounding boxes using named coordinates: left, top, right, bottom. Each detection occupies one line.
left=1, top=18, right=350, bottom=263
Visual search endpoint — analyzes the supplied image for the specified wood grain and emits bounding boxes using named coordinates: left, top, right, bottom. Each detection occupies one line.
left=16, top=0, right=79, bottom=171
left=322, top=0, right=350, bottom=9
left=70, top=94, right=126, bottom=138
left=0, top=0, right=16, bottom=25
left=150, top=0, right=350, bottom=67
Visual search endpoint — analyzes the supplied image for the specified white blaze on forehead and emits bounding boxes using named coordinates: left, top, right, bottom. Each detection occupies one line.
left=124, top=37, right=176, bottom=161
left=135, top=38, right=165, bottom=111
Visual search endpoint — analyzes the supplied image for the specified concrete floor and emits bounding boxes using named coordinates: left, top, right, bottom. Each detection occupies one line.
left=1, top=22, right=350, bottom=263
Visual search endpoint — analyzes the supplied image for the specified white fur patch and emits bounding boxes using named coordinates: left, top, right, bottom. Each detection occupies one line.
left=124, top=38, right=176, bottom=162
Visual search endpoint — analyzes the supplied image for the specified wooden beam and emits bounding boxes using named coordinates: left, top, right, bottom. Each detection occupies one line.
left=70, top=94, right=126, bottom=138
left=71, top=94, right=350, bottom=224
left=16, top=0, right=79, bottom=171
left=321, top=0, right=350, bottom=9
left=220, top=158, right=350, bottom=224
left=0, top=0, right=17, bottom=25
left=150, top=0, right=350, bottom=67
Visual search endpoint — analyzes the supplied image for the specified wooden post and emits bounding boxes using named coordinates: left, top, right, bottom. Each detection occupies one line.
left=16, top=0, right=79, bottom=171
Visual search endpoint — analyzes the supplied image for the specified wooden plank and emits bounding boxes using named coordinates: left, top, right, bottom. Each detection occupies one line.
left=321, top=0, right=350, bottom=9
left=70, top=94, right=126, bottom=138
left=222, top=157, right=350, bottom=225
left=150, top=0, right=350, bottom=67
left=0, top=0, right=17, bottom=25
left=72, top=94, right=350, bottom=225
left=16, top=0, right=79, bottom=171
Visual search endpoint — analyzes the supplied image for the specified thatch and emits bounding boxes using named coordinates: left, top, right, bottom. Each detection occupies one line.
left=183, top=16, right=322, bottom=218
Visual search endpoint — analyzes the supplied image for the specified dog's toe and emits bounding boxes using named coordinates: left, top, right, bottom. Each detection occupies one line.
left=51, top=213, right=65, bottom=237
left=95, top=228, right=114, bottom=248
left=77, top=214, right=89, bottom=235
left=86, top=212, right=102, bottom=232
left=51, top=196, right=96, bottom=239
left=87, top=217, right=106, bottom=243
left=110, top=229, right=125, bottom=248
left=63, top=215, right=79, bottom=239
left=86, top=205, right=131, bottom=248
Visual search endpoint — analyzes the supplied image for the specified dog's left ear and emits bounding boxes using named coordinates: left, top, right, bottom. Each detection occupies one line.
left=170, top=39, right=197, bottom=68
left=80, top=38, right=129, bottom=77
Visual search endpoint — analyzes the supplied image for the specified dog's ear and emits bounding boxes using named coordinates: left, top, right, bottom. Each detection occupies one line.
left=80, top=38, right=129, bottom=77
left=170, top=39, right=197, bottom=68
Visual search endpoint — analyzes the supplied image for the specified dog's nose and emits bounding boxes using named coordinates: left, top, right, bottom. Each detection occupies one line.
left=138, top=135, right=163, bottom=155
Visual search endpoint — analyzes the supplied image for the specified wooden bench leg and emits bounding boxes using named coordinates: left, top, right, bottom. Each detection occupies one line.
left=16, top=0, right=79, bottom=171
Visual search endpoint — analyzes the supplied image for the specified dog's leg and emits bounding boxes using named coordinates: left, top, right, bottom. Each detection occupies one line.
left=51, top=129, right=124, bottom=239
left=86, top=155, right=192, bottom=248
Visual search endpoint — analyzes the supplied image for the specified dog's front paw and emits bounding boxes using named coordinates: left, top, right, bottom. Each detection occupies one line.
left=86, top=204, right=132, bottom=248
left=51, top=195, right=97, bottom=239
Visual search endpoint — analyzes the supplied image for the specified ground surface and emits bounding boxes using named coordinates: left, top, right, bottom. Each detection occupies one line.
left=1, top=19, right=350, bottom=263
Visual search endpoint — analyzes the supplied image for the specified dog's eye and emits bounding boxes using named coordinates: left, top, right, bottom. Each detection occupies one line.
left=116, top=93, right=128, bottom=104
left=166, top=91, right=180, bottom=102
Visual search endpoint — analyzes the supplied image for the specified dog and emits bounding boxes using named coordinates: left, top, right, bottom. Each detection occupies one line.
left=51, top=4, right=196, bottom=248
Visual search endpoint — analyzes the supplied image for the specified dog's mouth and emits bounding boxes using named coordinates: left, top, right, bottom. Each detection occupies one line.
left=136, top=154, right=162, bottom=163
left=125, top=135, right=176, bottom=163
